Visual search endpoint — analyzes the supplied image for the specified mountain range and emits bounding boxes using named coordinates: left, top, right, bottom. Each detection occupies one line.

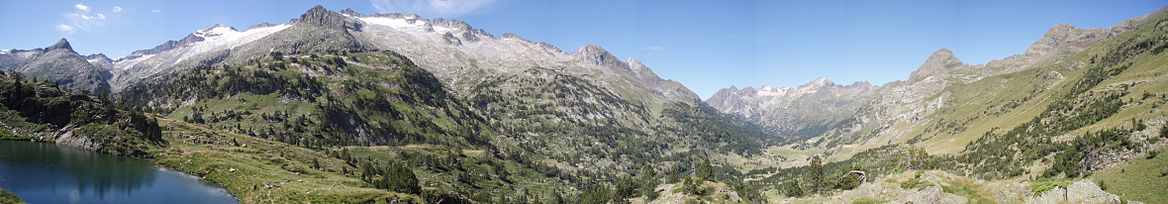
left=1, top=5, right=1167, bottom=204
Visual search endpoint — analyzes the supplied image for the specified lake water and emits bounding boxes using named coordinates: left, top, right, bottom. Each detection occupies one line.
left=0, top=140, right=237, bottom=204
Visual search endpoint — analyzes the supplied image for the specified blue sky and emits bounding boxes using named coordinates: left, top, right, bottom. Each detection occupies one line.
left=1, top=1, right=1164, bottom=98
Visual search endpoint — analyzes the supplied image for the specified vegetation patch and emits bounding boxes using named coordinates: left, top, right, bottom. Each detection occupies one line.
left=153, top=119, right=421, bottom=203
left=1092, top=147, right=1168, bottom=203
left=940, top=180, right=993, bottom=204
left=0, top=188, right=25, bottom=204
left=1029, top=178, right=1073, bottom=194
left=852, top=196, right=888, bottom=204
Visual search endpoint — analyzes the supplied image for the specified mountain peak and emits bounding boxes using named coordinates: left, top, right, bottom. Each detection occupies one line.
left=1022, top=23, right=1098, bottom=57
left=47, top=38, right=73, bottom=50
left=307, top=5, right=328, bottom=14
left=908, top=48, right=966, bottom=82
left=298, top=5, right=360, bottom=30
left=808, top=77, right=833, bottom=86
left=577, top=44, right=619, bottom=65
left=194, top=24, right=239, bottom=38
left=340, top=8, right=360, bottom=16
left=579, top=44, right=608, bottom=55
left=930, top=48, right=956, bottom=59
left=85, top=53, right=110, bottom=60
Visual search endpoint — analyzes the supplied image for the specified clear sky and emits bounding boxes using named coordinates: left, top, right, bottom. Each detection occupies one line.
left=1, top=1, right=1164, bottom=98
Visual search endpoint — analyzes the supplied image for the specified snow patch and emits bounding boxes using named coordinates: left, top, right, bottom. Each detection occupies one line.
left=360, top=17, right=426, bottom=30
left=174, top=24, right=291, bottom=62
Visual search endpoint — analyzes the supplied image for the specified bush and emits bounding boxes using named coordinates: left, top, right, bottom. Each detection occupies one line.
left=614, top=175, right=637, bottom=199
left=900, top=171, right=927, bottom=189
left=783, top=180, right=805, bottom=197
left=900, top=178, right=926, bottom=189
left=679, top=176, right=708, bottom=196
left=581, top=185, right=612, bottom=204
left=1030, top=178, right=1072, bottom=194
left=1161, top=124, right=1168, bottom=138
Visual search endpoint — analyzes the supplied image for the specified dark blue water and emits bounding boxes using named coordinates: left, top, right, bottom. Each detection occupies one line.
left=0, top=140, right=237, bottom=204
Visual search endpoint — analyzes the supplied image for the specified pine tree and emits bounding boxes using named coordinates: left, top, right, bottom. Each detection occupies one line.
left=580, top=184, right=612, bottom=204
left=552, top=191, right=564, bottom=204
left=386, top=164, right=420, bottom=194
left=614, top=175, right=637, bottom=200
left=808, top=155, right=824, bottom=194
left=694, top=159, right=713, bottom=181
left=639, top=165, right=659, bottom=200
left=784, top=179, right=805, bottom=197
left=312, top=158, right=321, bottom=170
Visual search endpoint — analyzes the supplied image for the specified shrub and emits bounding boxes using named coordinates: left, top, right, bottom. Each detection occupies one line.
left=1030, top=178, right=1072, bottom=194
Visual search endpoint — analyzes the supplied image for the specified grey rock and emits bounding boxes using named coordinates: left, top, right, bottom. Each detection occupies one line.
left=908, top=185, right=968, bottom=204
left=1024, top=181, right=1120, bottom=204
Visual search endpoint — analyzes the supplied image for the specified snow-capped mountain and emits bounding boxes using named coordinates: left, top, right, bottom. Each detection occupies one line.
left=109, top=23, right=292, bottom=90
left=109, top=5, right=699, bottom=112
left=106, top=6, right=769, bottom=176
left=707, top=77, right=878, bottom=139
left=352, top=11, right=699, bottom=104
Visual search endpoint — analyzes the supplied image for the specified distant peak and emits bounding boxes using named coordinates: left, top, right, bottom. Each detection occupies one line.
left=340, top=8, right=360, bottom=16
left=925, top=48, right=961, bottom=64
left=247, top=22, right=279, bottom=30
left=808, top=77, right=833, bottom=86
left=192, top=24, right=238, bottom=38
left=308, top=5, right=328, bottom=14
left=931, top=48, right=955, bottom=58
left=47, top=38, right=73, bottom=50
left=848, top=81, right=873, bottom=87
left=577, top=44, right=617, bottom=63
left=85, top=53, right=109, bottom=60
left=207, top=24, right=238, bottom=31
left=909, top=48, right=966, bottom=82
left=298, top=5, right=361, bottom=30
left=579, top=44, right=608, bottom=55
left=1050, top=23, right=1075, bottom=32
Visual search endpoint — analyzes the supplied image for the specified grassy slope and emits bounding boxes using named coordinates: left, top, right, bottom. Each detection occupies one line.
left=879, top=6, right=1168, bottom=163
left=844, top=9, right=1168, bottom=158
left=1091, top=148, right=1168, bottom=203
left=912, top=65, right=1060, bottom=155
left=153, top=118, right=422, bottom=203
left=1073, top=15, right=1168, bottom=203
left=755, top=9, right=1168, bottom=202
